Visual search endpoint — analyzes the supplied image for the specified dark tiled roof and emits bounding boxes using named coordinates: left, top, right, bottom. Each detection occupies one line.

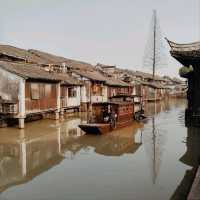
left=141, top=81, right=166, bottom=89
left=0, top=61, right=75, bottom=83
left=96, top=63, right=116, bottom=69
left=0, top=44, right=95, bottom=71
left=72, top=69, right=130, bottom=87
left=72, top=69, right=107, bottom=82
left=0, top=44, right=45, bottom=64
left=57, top=73, right=82, bottom=86
left=133, top=71, right=166, bottom=81
left=120, top=69, right=166, bottom=82
left=104, top=76, right=130, bottom=87
left=166, top=39, right=200, bottom=65
left=28, top=49, right=94, bottom=70
left=167, top=39, right=200, bottom=52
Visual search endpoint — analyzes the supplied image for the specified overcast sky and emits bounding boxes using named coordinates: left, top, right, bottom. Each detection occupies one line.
left=0, top=0, right=199, bottom=77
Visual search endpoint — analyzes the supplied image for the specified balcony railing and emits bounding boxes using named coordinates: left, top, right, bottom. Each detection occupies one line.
left=91, top=95, right=107, bottom=103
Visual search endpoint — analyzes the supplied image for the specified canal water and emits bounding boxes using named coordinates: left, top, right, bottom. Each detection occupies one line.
left=0, top=99, right=199, bottom=200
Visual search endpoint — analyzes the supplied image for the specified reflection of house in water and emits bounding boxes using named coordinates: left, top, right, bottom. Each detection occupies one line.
left=61, top=123, right=143, bottom=157
left=0, top=127, right=63, bottom=193
left=144, top=99, right=186, bottom=117
left=60, top=117, right=85, bottom=159
left=171, top=127, right=200, bottom=200
left=144, top=101, right=165, bottom=116
left=0, top=116, right=86, bottom=192
left=143, top=102, right=167, bottom=184
left=60, top=117, right=83, bottom=138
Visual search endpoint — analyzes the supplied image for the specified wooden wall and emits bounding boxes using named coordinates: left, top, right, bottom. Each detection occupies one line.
left=108, top=86, right=132, bottom=98
left=25, top=81, right=57, bottom=113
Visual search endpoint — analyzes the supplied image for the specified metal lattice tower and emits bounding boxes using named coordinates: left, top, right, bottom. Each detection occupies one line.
left=143, top=10, right=167, bottom=79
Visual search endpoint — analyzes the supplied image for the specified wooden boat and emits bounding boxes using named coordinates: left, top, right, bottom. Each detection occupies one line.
left=79, top=102, right=134, bottom=134
left=79, top=123, right=111, bottom=135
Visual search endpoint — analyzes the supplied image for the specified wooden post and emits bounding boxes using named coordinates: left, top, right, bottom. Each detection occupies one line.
left=60, top=109, right=64, bottom=120
left=55, top=111, right=60, bottom=120
left=18, top=118, right=25, bottom=129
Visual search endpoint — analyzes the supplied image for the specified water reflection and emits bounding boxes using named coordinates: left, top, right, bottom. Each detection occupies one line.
left=143, top=102, right=167, bottom=184
left=180, top=127, right=200, bottom=167
left=0, top=115, right=144, bottom=193
left=171, top=127, right=200, bottom=199
left=143, top=99, right=186, bottom=185
left=61, top=122, right=143, bottom=158
left=0, top=127, right=63, bottom=193
left=0, top=99, right=189, bottom=200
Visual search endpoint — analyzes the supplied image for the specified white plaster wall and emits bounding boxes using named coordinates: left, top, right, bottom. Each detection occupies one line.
left=18, top=79, right=25, bottom=118
left=67, top=86, right=81, bottom=107
left=80, top=85, right=89, bottom=103
left=102, top=86, right=108, bottom=102
left=132, top=86, right=136, bottom=95
left=71, top=73, right=90, bottom=103
left=0, top=68, right=22, bottom=101
left=91, top=95, right=106, bottom=103
left=56, top=83, right=61, bottom=111
left=0, top=68, right=25, bottom=117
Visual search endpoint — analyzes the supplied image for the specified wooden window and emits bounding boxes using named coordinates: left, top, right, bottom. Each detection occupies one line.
left=45, top=84, right=52, bottom=97
left=31, top=83, right=40, bottom=100
left=25, top=83, right=30, bottom=98
left=92, top=84, right=102, bottom=95
left=68, top=88, right=77, bottom=97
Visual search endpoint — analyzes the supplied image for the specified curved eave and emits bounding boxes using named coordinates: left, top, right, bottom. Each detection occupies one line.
left=166, top=38, right=200, bottom=65
left=170, top=51, right=200, bottom=66
left=166, top=38, right=200, bottom=51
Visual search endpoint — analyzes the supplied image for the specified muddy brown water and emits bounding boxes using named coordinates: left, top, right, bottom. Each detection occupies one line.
left=0, top=99, right=199, bottom=200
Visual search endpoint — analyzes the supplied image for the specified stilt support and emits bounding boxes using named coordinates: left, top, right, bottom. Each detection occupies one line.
left=55, top=111, right=60, bottom=120
left=60, top=109, right=64, bottom=120
left=19, top=118, right=25, bottom=129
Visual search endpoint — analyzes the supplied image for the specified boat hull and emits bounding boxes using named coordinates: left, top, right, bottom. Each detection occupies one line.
left=79, top=119, right=134, bottom=135
left=79, top=124, right=111, bottom=134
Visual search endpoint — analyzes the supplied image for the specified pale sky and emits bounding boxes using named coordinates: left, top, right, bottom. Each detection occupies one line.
left=0, top=0, right=199, bottom=77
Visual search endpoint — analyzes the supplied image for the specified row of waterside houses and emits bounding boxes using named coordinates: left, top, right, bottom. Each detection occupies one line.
left=0, top=44, right=186, bottom=128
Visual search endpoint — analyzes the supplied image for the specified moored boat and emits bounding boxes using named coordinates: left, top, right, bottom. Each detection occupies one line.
left=79, top=102, right=135, bottom=134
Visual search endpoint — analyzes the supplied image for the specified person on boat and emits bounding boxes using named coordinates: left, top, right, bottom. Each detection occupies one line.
left=102, top=108, right=110, bottom=123
left=110, top=109, right=117, bottom=129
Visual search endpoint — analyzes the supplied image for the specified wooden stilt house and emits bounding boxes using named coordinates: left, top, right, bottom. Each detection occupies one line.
left=0, top=61, right=72, bottom=128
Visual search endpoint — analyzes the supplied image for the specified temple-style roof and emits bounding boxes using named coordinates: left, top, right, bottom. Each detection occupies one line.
left=166, top=38, right=200, bottom=65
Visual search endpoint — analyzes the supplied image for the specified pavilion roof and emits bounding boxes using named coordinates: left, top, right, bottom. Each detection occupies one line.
left=166, top=38, right=200, bottom=65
